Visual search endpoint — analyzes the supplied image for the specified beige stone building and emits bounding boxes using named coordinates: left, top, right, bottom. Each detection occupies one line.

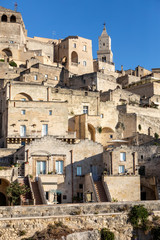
left=2, top=5, right=160, bottom=206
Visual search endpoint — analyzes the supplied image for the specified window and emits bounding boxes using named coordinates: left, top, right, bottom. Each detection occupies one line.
left=37, top=161, right=46, bottom=175
left=83, top=61, right=87, bottom=66
left=54, top=76, right=58, bottom=80
left=45, top=74, right=48, bottom=79
left=9, top=40, right=14, bottom=44
left=83, top=106, right=88, bottom=114
left=100, top=114, right=104, bottom=118
left=20, top=125, right=26, bottom=137
left=34, top=75, right=38, bottom=80
left=83, top=45, right=87, bottom=51
left=21, top=98, right=26, bottom=101
left=119, top=165, right=125, bottom=174
left=120, top=152, right=126, bottom=161
left=55, top=160, right=64, bottom=174
left=73, top=43, right=76, bottom=48
left=77, top=166, right=82, bottom=176
left=79, top=184, right=83, bottom=189
left=63, top=195, right=67, bottom=199
left=102, top=57, right=106, bottom=62
left=45, top=191, right=49, bottom=200
left=21, top=110, right=26, bottom=115
left=49, top=110, right=52, bottom=115
left=42, top=124, right=48, bottom=137
left=110, top=135, right=113, bottom=139
left=103, top=43, right=105, bottom=46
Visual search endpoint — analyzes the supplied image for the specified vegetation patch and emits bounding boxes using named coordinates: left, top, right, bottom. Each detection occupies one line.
left=128, top=205, right=149, bottom=228
left=9, top=60, right=17, bottom=67
left=7, top=181, right=30, bottom=205
left=100, top=228, right=115, bottom=240
left=22, top=222, right=74, bottom=240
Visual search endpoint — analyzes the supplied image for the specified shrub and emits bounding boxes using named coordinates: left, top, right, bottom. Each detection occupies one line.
left=97, top=126, right=102, bottom=133
left=0, top=59, right=4, bottom=62
left=18, top=230, right=26, bottom=236
left=101, top=228, right=115, bottom=240
left=9, top=60, right=17, bottom=67
left=138, top=124, right=142, bottom=131
left=128, top=205, right=149, bottom=228
left=154, top=133, right=159, bottom=140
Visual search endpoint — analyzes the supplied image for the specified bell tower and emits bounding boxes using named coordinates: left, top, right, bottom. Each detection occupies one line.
left=97, top=23, right=113, bottom=64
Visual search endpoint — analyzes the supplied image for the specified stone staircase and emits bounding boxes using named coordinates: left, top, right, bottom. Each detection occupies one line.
left=31, top=181, right=43, bottom=205
left=94, top=180, right=108, bottom=202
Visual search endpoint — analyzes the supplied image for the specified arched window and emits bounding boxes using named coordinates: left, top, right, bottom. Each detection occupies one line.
left=71, top=51, right=78, bottom=64
left=1, top=15, right=7, bottom=22
left=10, top=15, right=16, bottom=23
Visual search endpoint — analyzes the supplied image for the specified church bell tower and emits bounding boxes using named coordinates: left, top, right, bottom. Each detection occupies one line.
left=97, top=23, right=113, bottom=64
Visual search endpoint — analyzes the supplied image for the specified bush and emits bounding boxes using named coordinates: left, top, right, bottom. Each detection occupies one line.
left=154, top=133, right=159, bottom=140
left=128, top=205, right=149, bottom=228
left=9, top=60, right=17, bottom=67
left=18, top=230, right=26, bottom=236
left=0, top=59, right=4, bottom=62
left=138, top=124, right=142, bottom=131
left=101, top=228, right=115, bottom=240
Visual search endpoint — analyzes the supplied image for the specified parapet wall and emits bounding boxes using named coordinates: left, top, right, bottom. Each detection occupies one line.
left=0, top=201, right=160, bottom=219
left=0, top=201, right=160, bottom=240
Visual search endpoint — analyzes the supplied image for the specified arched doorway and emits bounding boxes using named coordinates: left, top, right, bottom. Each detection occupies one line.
left=88, top=124, right=95, bottom=142
left=0, top=192, right=6, bottom=206
left=71, top=51, right=78, bottom=64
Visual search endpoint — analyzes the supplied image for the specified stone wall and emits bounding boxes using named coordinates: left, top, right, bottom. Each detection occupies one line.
left=0, top=202, right=160, bottom=240
left=104, top=176, right=140, bottom=201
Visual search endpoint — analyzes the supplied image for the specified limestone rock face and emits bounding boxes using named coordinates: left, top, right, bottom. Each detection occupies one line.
left=66, top=230, right=100, bottom=240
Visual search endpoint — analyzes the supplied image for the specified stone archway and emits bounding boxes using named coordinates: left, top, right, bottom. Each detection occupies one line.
left=0, top=179, right=10, bottom=206
left=101, top=127, right=114, bottom=146
left=0, top=192, right=6, bottom=206
left=14, top=92, right=33, bottom=101
left=71, top=51, right=78, bottom=64
left=88, top=124, right=95, bottom=142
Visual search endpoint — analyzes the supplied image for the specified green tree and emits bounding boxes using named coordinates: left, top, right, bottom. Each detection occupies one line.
left=7, top=182, right=29, bottom=205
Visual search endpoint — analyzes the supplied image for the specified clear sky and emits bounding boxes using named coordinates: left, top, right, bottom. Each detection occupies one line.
left=1, top=0, right=160, bottom=71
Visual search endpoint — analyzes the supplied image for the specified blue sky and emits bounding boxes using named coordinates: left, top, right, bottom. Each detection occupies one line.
left=1, top=0, right=160, bottom=71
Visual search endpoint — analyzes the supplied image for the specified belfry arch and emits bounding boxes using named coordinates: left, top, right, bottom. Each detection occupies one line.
left=1, top=14, right=7, bottom=22
left=10, top=15, right=16, bottom=23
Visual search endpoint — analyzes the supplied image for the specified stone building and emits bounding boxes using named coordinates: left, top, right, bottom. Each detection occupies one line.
left=0, top=5, right=160, bottom=206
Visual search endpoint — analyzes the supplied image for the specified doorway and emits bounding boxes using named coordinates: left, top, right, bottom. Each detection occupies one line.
left=0, top=192, right=6, bottom=206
